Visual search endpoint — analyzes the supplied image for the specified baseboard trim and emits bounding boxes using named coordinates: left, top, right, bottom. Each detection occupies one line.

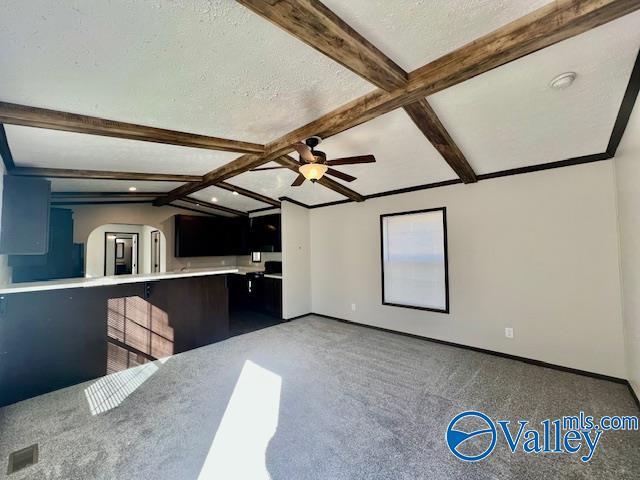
left=307, top=312, right=630, bottom=386
left=629, top=384, right=640, bottom=411
left=283, top=313, right=312, bottom=322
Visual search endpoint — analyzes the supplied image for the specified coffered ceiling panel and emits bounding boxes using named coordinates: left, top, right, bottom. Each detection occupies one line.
left=321, top=0, right=550, bottom=71
left=6, top=125, right=238, bottom=175
left=228, top=168, right=346, bottom=206
left=0, top=0, right=372, bottom=143
left=315, top=109, right=457, bottom=196
left=188, top=185, right=272, bottom=212
left=48, top=178, right=183, bottom=193
left=426, top=11, right=640, bottom=174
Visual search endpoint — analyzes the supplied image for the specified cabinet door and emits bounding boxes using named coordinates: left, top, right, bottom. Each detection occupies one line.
left=263, top=278, right=283, bottom=318
left=147, top=275, right=229, bottom=352
left=0, top=283, right=143, bottom=407
left=228, top=274, right=250, bottom=311
left=0, top=176, right=51, bottom=255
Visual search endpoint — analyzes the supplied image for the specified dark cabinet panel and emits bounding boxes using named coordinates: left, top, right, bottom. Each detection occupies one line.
left=0, top=282, right=140, bottom=407
left=146, top=275, right=229, bottom=352
left=262, top=277, right=283, bottom=318
left=9, top=208, right=78, bottom=282
left=249, top=214, right=281, bottom=252
left=228, top=273, right=282, bottom=319
left=0, top=175, right=51, bottom=255
left=0, top=274, right=230, bottom=407
left=175, top=215, right=249, bottom=257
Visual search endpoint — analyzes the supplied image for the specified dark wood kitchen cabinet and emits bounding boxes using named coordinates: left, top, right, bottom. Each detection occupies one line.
left=228, top=274, right=281, bottom=318
left=262, top=277, right=282, bottom=318
left=0, top=274, right=230, bottom=407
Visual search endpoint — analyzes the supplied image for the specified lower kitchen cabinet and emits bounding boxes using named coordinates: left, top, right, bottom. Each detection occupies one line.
left=228, top=274, right=282, bottom=319
left=0, top=274, right=229, bottom=407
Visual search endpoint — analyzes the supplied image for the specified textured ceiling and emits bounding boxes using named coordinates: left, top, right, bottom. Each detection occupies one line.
left=6, top=125, right=238, bottom=175
left=0, top=0, right=372, bottom=143
left=2, top=1, right=639, bottom=209
left=427, top=10, right=640, bottom=174
left=227, top=168, right=346, bottom=206
left=188, top=185, right=271, bottom=212
left=321, top=0, right=550, bottom=71
left=315, top=109, right=457, bottom=196
left=49, top=178, right=184, bottom=193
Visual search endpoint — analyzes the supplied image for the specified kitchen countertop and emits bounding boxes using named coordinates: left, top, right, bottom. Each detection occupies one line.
left=0, top=267, right=240, bottom=295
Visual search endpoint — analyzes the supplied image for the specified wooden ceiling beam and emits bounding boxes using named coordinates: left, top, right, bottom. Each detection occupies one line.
left=236, top=0, right=407, bottom=91
left=0, top=102, right=265, bottom=154
left=238, top=0, right=475, bottom=183
left=11, top=166, right=203, bottom=182
left=265, top=0, right=640, bottom=155
left=13, top=166, right=279, bottom=206
left=180, top=197, right=248, bottom=217
left=217, top=181, right=281, bottom=207
left=51, top=191, right=164, bottom=198
left=154, top=153, right=270, bottom=205
left=160, top=0, right=636, bottom=200
left=403, top=100, right=476, bottom=183
left=0, top=124, right=15, bottom=171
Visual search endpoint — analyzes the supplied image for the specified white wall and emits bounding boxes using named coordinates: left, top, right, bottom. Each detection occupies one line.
left=0, top=163, right=10, bottom=285
left=70, top=203, right=238, bottom=272
left=282, top=201, right=311, bottom=319
left=85, top=224, right=167, bottom=277
left=310, top=161, right=626, bottom=378
left=614, top=101, right=640, bottom=397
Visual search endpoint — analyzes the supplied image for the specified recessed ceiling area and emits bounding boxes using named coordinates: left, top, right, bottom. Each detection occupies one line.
left=188, top=185, right=272, bottom=212
left=314, top=109, right=457, bottom=196
left=427, top=9, right=640, bottom=174
left=0, top=0, right=373, bottom=143
left=228, top=168, right=346, bottom=206
left=48, top=178, right=183, bottom=193
left=0, top=1, right=639, bottom=210
left=5, top=125, right=239, bottom=175
left=322, top=0, right=550, bottom=71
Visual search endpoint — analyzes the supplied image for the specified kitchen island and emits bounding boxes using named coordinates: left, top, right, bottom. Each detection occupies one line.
left=0, top=268, right=238, bottom=407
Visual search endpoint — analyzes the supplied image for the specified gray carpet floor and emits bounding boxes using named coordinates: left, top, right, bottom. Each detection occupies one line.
left=0, top=315, right=638, bottom=479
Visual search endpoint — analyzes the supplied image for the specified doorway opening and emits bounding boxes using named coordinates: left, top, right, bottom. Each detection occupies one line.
left=105, top=232, right=139, bottom=276
left=151, top=230, right=161, bottom=273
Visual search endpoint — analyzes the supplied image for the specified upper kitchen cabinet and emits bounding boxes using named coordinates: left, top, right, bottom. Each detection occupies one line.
left=249, top=214, right=281, bottom=252
left=175, top=214, right=250, bottom=257
left=0, top=175, right=51, bottom=255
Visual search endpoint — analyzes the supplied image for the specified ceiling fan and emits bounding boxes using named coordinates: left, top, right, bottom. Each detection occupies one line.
left=250, top=136, right=376, bottom=186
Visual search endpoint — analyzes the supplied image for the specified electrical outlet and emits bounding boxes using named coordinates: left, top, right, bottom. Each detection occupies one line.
left=505, top=327, right=514, bottom=339
left=351, top=303, right=356, bottom=312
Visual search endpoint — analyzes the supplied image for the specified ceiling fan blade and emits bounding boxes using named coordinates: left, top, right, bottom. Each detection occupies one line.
left=293, top=142, right=316, bottom=163
left=291, top=174, right=306, bottom=187
left=326, top=155, right=376, bottom=166
left=326, top=168, right=357, bottom=182
left=250, top=166, right=291, bottom=171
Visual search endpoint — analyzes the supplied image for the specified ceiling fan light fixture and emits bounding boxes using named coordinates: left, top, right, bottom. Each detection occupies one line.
left=299, top=163, right=328, bottom=182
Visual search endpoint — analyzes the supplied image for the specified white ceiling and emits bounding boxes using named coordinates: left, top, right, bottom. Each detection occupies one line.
left=49, top=178, right=182, bottom=193
left=2, top=1, right=639, bottom=207
left=228, top=168, right=346, bottom=206
left=188, top=185, right=271, bottom=212
left=0, top=0, right=372, bottom=143
left=427, top=10, right=640, bottom=174
left=316, top=109, right=457, bottom=195
left=6, top=125, right=239, bottom=175
left=322, top=0, right=550, bottom=71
